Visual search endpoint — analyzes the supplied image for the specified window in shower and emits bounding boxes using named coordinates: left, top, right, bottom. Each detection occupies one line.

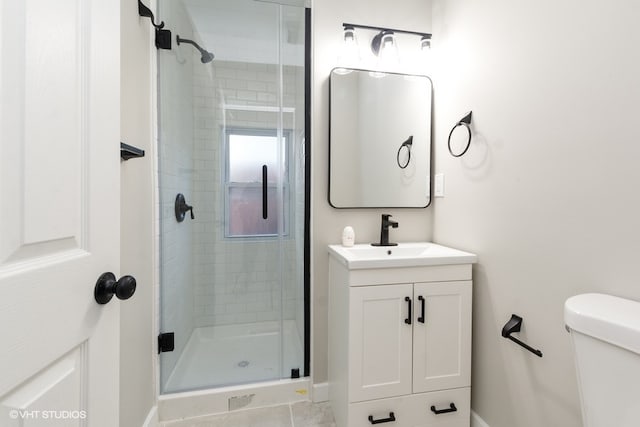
left=224, top=128, right=291, bottom=238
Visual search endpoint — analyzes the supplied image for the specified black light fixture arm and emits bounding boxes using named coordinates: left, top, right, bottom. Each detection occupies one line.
left=501, top=314, right=543, bottom=357
left=138, top=0, right=165, bottom=29
left=343, top=22, right=431, bottom=39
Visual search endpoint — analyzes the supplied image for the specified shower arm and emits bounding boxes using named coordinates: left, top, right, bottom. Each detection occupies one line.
left=176, top=36, right=207, bottom=55
left=176, top=35, right=214, bottom=63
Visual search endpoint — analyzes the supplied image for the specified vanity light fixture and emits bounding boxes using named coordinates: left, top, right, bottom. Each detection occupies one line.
left=342, top=22, right=432, bottom=59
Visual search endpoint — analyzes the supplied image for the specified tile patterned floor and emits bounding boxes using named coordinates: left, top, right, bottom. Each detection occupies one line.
left=161, top=401, right=336, bottom=427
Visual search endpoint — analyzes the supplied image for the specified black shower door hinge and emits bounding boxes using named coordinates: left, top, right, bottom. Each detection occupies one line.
left=158, top=332, right=175, bottom=354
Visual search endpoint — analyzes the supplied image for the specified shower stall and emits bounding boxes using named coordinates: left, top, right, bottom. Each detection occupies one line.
left=156, top=0, right=309, bottom=396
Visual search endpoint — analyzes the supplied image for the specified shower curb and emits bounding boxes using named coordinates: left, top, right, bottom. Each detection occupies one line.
left=158, top=378, right=311, bottom=422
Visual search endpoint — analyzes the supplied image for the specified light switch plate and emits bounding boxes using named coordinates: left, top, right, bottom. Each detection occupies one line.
left=434, top=173, right=444, bottom=197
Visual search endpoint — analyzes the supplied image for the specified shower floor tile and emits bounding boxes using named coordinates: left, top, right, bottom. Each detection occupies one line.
left=161, top=401, right=336, bottom=427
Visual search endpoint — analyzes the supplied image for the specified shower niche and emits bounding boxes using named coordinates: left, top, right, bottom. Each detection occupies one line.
left=157, top=0, right=308, bottom=394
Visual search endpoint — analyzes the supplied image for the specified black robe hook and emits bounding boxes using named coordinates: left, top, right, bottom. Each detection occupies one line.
left=138, top=0, right=165, bottom=29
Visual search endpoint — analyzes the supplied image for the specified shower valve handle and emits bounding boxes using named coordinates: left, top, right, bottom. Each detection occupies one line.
left=175, top=193, right=195, bottom=222
left=183, top=205, right=194, bottom=220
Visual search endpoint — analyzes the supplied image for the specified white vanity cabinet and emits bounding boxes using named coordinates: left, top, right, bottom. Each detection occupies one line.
left=328, top=244, right=475, bottom=427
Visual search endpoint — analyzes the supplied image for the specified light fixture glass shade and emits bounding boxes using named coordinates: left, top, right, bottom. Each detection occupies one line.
left=344, top=27, right=356, bottom=43
left=337, top=26, right=360, bottom=67
left=420, top=35, right=431, bottom=68
left=420, top=36, right=431, bottom=51
left=377, top=31, right=399, bottom=69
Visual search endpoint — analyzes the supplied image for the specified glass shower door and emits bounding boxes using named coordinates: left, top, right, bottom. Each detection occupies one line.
left=158, top=0, right=306, bottom=394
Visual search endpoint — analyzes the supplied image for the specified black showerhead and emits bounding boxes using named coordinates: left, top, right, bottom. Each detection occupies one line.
left=176, top=35, right=215, bottom=64
left=200, top=50, right=215, bottom=64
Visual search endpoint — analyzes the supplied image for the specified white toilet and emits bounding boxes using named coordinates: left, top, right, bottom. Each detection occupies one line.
left=565, top=293, right=640, bottom=427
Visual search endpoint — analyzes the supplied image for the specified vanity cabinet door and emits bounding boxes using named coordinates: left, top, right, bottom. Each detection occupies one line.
left=412, top=281, right=472, bottom=393
left=348, top=284, right=413, bottom=402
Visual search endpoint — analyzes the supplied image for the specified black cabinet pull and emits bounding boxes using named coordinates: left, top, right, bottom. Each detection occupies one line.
left=404, top=297, right=412, bottom=325
left=430, top=403, right=457, bottom=415
left=262, top=165, right=268, bottom=219
left=417, top=295, right=425, bottom=323
left=368, top=412, right=396, bottom=424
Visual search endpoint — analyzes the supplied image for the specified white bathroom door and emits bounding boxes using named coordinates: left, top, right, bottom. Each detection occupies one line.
left=0, top=0, right=120, bottom=426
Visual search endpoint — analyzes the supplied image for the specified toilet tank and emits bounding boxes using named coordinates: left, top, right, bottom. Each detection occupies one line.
left=565, top=293, right=640, bottom=427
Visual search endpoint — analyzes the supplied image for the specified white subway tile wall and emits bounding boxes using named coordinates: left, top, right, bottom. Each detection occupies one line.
left=191, top=59, right=305, bottom=338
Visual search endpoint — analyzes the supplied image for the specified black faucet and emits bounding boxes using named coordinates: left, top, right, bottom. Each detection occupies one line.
left=372, top=214, right=399, bottom=246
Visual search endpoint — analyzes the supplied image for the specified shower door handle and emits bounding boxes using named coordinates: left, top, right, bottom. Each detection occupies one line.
left=262, top=165, right=268, bottom=219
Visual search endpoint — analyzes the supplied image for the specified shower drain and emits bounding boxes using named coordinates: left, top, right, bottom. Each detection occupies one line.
left=237, top=360, right=250, bottom=368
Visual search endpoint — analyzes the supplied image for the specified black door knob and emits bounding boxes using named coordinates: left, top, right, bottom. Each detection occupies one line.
left=94, top=272, right=137, bottom=304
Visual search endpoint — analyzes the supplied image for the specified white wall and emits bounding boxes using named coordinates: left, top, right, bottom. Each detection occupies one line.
left=120, top=0, right=155, bottom=425
left=312, top=0, right=434, bottom=384
left=431, top=0, right=640, bottom=426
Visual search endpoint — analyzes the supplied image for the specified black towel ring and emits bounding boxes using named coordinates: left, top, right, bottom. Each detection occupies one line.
left=448, top=111, right=472, bottom=158
left=397, top=135, right=413, bottom=169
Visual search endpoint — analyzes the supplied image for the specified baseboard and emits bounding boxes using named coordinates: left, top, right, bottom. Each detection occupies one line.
left=142, top=406, right=159, bottom=427
left=471, top=410, right=491, bottom=427
left=312, top=382, right=328, bottom=403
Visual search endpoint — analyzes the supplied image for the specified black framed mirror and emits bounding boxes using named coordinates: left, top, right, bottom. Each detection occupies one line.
left=329, top=68, right=432, bottom=208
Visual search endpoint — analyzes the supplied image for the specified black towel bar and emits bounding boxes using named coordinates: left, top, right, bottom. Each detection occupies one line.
left=120, top=142, right=145, bottom=160
left=501, top=314, right=543, bottom=357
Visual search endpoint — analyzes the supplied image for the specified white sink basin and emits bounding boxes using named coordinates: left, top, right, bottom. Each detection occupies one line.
left=328, top=242, right=477, bottom=269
